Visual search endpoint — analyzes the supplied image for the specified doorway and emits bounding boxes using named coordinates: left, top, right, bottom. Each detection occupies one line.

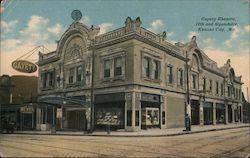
left=67, top=110, right=86, bottom=131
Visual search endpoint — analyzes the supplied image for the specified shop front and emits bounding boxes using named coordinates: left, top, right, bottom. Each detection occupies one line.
left=228, top=104, right=233, bottom=123
left=141, top=93, right=160, bottom=129
left=203, top=102, right=213, bottom=125
left=20, top=105, right=36, bottom=130
left=191, top=100, right=200, bottom=125
left=216, top=103, right=225, bottom=124
left=94, top=93, right=125, bottom=130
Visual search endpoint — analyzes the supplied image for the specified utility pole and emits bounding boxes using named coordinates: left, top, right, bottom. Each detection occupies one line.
left=185, top=51, right=191, bottom=131
left=90, top=40, right=95, bottom=133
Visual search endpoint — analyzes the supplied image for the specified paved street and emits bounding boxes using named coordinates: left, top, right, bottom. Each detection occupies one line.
left=0, top=127, right=249, bottom=157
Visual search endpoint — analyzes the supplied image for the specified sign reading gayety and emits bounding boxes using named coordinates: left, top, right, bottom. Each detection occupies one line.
left=12, top=60, right=37, bottom=73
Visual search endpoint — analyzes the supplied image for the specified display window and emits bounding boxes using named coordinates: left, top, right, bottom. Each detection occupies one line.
left=96, top=107, right=123, bottom=125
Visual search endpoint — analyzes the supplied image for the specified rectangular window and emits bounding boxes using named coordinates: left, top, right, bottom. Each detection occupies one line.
left=221, top=83, right=224, bottom=96
left=69, top=68, right=74, bottom=84
left=153, top=60, right=160, bottom=79
left=167, top=65, right=173, bottom=84
left=177, top=69, right=183, bottom=86
left=42, top=73, right=47, bottom=88
left=143, top=57, right=150, bottom=78
left=192, top=74, right=197, bottom=89
left=48, top=72, right=54, bottom=87
left=216, top=81, right=219, bottom=94
left=104, top=60, right=111, bottom=78
left=114, top=57, right=122, bottom=76
left=228, top=86, right=231, bottom=97
left=127, top=110, right=132, bottom=126
left=76, top=66, right=83, bottom=82
left=209, top=79, right=212, bottom=92
left=162, top=111, right=165, bottom=125
left=203, top=77, right=206, bottom=91
left=135, top=111, right=139, bottom=126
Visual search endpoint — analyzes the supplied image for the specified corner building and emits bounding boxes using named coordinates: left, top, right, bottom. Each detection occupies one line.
left=38, top=17, right=243, bottom=132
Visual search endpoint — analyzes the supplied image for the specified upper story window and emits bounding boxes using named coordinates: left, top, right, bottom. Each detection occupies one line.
left=221, top=83, right=224, bottom=96
left=216, top=81, right=219, bottom=94
left=65, top=64, right=85, bottom=85
left=68, top=68, right=74, bottom=84
left=166, top=65, right=173, bottom=84
left=104, top=59, right=111, bottom=78
left=41, top=70, right=55, bottom=89
left=177, top=69, right=183, bottom=86
left=153, top=60, right=160, bottom=80
left=101, top=52, right=125, bottom=80
left=143, top=57, right=150, bottom=78
left=114, top=57, right=122, bottom=76
left=209, top=79, right=212, bottom=92
left=228, top=86, right=231, bottom=97
left=76, top=66, right=83, bottom=82
left=192, top=74, right=197, bottom=89
left=203, top=77, right=206, bottom=91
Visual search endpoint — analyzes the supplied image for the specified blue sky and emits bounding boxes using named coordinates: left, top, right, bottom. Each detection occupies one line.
left=1, top=0, right=249, bottom=97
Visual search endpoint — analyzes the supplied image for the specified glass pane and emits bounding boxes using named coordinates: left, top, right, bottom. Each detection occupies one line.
left=115, top=57, right=122, bottom=68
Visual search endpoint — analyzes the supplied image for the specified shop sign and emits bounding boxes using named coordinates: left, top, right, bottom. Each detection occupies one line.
left=56, top=108, right=62, bottom=118
left=20, top=106, right=34, bottom=113
left=12, top=60, right=37, bottom=73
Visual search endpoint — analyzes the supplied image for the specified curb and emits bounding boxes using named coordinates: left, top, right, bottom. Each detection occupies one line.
left=3, top=125, right=249, bottom=137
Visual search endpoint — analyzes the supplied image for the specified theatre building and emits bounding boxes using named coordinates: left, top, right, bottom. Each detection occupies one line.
left=37, top=16, right=243, bottom=132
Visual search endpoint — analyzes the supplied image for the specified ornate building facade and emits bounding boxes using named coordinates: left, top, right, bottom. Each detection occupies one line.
left=37, top=17, right=243, bottom=132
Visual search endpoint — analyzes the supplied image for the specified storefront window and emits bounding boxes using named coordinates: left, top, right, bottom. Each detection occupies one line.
left=127, top=110, right=132, bottom=126
left=162, top=111, right=165, bottom=125
left=96, top=107, right=123, bottom=125
left=216, top=103, right=225, bottom=124
left=135, top=110, right=139, bottom=126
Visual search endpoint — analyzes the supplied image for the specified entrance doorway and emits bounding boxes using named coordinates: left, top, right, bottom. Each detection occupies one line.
left=228, top=105, right=232, bottom=123
left=67, top=110, right=86, bottom=131
left=191, top=100, right=200, bottom=125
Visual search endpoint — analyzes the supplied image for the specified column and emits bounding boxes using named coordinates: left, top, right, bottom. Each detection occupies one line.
left=240, top=105, right=243, bottom=123
left=125, top=92, right=132, bottom=131
left=225, top=104, right=228, bottom=124
left=232, top=105, right=235, bottom=123
left=199, top=101, right=204, bottom=125
left=213, top=103, right=216, bottom=125
left=131, top=92, right=136, bottom=129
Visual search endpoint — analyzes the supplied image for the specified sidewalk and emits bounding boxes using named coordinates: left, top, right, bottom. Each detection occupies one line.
left=11, top=123, right=250, bottom=137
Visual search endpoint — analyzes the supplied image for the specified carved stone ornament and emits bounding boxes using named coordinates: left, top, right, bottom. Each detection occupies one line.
left=65, top=44, right=83, bottom=61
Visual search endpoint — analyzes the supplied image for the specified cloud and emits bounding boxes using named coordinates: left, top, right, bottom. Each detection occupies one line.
left=202, top=38, right=216, bottom=49
left=47, top=23, right=62, bottom=35
left=1, top=15, right=63, bottom=76
left=187, top=31, right=199, bottom=40
left=2, top=39, right=21, bottom=50
left=20, top=15, right=50, bottom=42
left=98, top=23, right=113, bottom=34
left=147, top=19, right=164, bottom=33
left=225, top=26, right=240, bottom=47
left=1, top=20, right=18, bottom=35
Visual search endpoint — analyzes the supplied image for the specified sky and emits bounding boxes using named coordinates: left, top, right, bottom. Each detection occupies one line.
left=0, top=0, right=249, bottom=99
